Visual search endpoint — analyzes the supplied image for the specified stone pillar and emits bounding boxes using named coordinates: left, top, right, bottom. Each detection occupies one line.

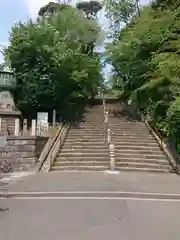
left=109, top=144, right=115, bottom=171
left=37, top=121, right=41, bottom=136
left=23, top=119, right=27, bottom=135
left=31, top=119, right=36, bottom=136
left=107, top=128, right=111, bottom=144
left=105, top=111, right=108, bottom=124
left=14, top=118, right=20, bottom=136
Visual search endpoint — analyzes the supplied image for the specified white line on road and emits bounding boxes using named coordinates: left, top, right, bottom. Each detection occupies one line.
left=2, top=196, right=180, bottom=202
left=1, top=191, right=180, bottom=196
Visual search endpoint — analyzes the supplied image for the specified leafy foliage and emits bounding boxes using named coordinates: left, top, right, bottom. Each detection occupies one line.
left=5, top=3, right=103, bottom=120
left=76, top=1, right=102, bottom=19
left=105, top=0, right=180, bottom=151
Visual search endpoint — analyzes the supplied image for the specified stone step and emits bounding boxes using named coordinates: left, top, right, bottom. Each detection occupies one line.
left=70, top=129, right=149, bottom=134
left=56, top=156, right=109, bottom=161
left=114, top=153, right=166, bottom=160
left=111, top=149, right=164, bottom=155
left=50, top=165, right=108, bottom=171
left=54, top=157, right=169, bottom=166
left=58, top=152, right=166, bottom=159
left=66, top=136, right=155, bottom=141
left=70, top=129, right=105, bottom=132
left=115, top=158, right=169, bottom=165
left=61, top=148, right=109, bottom=153
left=114, top=156, right=168, bottom=162
left=50, top=165, right=171, bottom=173
left=108, top=124, right=147, bottom=128
left=115, top=162, right=170, bottom=170
left=111, top=135, right=156, bottom=142
left=60, top=148, right=164, bottom=156
left=107, top=145, right=161, bottom=150
left=111, top=141, right=158, bottom=146
left=63, top=143, right=107, bottom=148
left=58, top=152, right=109, bottom=157
left=65, top=139, right=105, bottom=143
left=69, top=131, right=151, bottom=136
left=62, top=144, right=160, bottom=150
left=53, top=161, right=109, bottom=167
left=108, top=122, right=145, bottom=125
left=68, top=133, right=105, bottom=137
left=115, top=166, right=172, bottom=173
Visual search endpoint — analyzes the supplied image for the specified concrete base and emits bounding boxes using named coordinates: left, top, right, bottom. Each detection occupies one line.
left=104, top=170, right=120, bottom=175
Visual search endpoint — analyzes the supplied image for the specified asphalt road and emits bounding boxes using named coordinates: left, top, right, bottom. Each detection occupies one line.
left=0, top=198, right=180, bottom=240
left=0, top=171, right=180, bottom=239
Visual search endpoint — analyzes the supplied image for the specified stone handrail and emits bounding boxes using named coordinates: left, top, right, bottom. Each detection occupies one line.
left=102, top=96, right=116, bottom=171
left=36, top=123, right=70, bottom=172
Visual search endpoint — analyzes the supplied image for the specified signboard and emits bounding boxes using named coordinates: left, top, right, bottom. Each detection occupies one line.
left=37, top=112, right=49, bottom=131
left=37, top=112, right=48, bottom=122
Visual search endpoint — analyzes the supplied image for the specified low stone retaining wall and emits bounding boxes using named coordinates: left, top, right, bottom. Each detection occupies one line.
left=0, top=136, right=48, bottom=171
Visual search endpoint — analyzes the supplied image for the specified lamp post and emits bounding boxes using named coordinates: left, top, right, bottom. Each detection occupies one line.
left=0, top=66, right=16, bottom=111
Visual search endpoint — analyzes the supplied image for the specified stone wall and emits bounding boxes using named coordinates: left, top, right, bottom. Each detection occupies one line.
left=0, top=136, right=48, bottom=171
left=0, top=111, right=21, bottom=136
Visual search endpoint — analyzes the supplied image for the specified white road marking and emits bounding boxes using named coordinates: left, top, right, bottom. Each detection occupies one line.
left=1, top=196, right=180, bottom=202
left=0, top=191, right=180, bottom=196
left=104, top=170, right=120, bottom=175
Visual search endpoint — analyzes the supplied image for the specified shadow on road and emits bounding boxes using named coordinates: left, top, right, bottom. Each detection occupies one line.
left=0, top=208, right=9, bottom=212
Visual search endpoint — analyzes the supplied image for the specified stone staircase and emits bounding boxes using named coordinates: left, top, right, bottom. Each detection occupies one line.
left=51, top=104, right=109, bottom=171
left=51, top=101, right=173, bottom=173
left=106, top=102, right=173, bottom=173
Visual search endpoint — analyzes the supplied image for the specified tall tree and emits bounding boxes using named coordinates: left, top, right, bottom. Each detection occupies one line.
left=76, top=1, right=103, bottom=55
left=104, top=0, right=139, bottom=36
left=6, top=4, right=102, bottom=120
left=105, top=0, right=180, bottom=150
left=76, top=1, right=102, bottom=20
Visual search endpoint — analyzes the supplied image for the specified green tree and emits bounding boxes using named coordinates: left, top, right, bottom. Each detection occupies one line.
left=105, top=0, right=180, bottom=150
left=76, top=1, right=102, bottom=20
left=104, top=0, right=140, bottom=36
left=6, top=3, right=102, bottom=120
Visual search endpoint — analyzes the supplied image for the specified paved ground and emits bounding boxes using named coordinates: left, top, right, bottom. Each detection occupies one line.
left=0, top=171, right=180, bottom=239
left=1, top=171, right=180, bottom=194
left=0, top=171, right=35, bottom=187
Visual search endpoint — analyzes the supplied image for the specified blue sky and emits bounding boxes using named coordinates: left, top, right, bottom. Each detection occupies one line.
left=0, top=0, right=149, bottom=67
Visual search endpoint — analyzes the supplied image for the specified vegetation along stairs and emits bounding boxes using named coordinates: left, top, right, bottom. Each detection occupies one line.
left=50, top=100, right=175, bottom=173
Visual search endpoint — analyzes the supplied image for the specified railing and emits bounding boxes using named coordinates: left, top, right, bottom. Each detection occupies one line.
left=37, top=123, right=70, bottom=172
left=103, top=95, right=116, bottom=172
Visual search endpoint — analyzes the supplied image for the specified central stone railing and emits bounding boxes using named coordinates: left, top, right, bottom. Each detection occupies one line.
left=101, top=92, right=116, bottom=172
